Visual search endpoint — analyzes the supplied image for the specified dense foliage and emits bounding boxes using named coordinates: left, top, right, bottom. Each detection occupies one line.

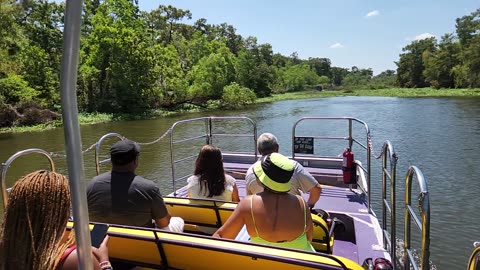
left=396, top=9, right=480, bottom=88
left=0, top=1, right=479, bottom=128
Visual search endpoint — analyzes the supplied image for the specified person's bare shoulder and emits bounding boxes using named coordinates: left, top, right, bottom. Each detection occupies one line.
left=236, top=195, right=252, bottom=212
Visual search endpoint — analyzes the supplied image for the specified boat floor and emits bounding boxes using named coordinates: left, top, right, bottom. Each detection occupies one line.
left=173, top=174, right=389, bottom=265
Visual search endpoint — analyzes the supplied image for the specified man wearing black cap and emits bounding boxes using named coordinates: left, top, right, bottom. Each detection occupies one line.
left=87, top=139, right=183, bottom=231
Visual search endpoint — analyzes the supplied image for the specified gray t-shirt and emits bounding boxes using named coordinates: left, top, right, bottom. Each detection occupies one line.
left=245, top=159, right=318, bottom=195
left=87, top=171, right=168, bottom=228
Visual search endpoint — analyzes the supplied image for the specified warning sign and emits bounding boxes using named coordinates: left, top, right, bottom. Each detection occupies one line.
left=294, top=137, right=314, bottom=154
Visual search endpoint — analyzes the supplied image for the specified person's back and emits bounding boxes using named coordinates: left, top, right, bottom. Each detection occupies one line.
left=213, top=153, right=315, bottom=252
left=247, top=192, right=313, bottom=251
left=87, top=171, right=165, bottom=227
left=87, top=139, right=183, bottom=232
left=187, top=145, right=240, bottom=202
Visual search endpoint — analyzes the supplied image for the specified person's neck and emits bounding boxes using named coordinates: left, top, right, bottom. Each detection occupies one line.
left=262, top=188, right=287, bottom=196
left=112, top=166, right=134, bottom=173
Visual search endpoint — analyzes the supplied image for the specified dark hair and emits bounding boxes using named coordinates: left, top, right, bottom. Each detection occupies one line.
left=110, top=140, right=140, bottom=166
left=194, top=145, right=226, bottom=197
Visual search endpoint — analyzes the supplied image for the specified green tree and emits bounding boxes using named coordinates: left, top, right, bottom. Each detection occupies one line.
left=79, top=0, right=158, bottom=113
left=462, top=34, right=480, bottom=87
left=455, top=8, right=480, bottom=47
left=221, top=82, right=256, bottom=109
left=144, top=5, right=192, bottom=45
left=188, top=48, right=236, bottom=101
left=235, top=38, right=274, bottom=97
left=423, top=34, right=461, bottom=88
left=330, top=67, right=348, bottom=86
left=372, top=70, right=396, bottom=87
left=21, top=45, right=59, bottom=106
left=308, top=57, right=332, bottom=78
left=396, top=37, right=436, bottom=88
left=0, top=0, right=25, bottom=78
left=275, top=64, right=319, bottom=92
left=0, top=75, right=39, bottom=104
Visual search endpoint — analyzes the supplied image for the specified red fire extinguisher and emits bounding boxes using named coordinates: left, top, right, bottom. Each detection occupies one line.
left=342, top=148, right=356, bottom=184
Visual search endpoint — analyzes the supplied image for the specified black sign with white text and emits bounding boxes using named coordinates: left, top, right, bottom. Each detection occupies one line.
left=294, top=137, right=314, bottom=154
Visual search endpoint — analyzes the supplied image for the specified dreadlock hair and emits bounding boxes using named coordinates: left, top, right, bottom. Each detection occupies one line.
left=0, top=170, right=74, bottom=270
left=194, top=145, right=226, bottom=197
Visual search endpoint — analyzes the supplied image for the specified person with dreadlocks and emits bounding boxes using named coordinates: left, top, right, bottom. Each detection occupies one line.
left=187, top=145, right=240, bottom=202
left=0, top=170, right=110, bottom=270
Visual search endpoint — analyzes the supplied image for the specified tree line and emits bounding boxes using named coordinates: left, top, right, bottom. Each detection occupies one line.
left=0, top=0, right=478, bottom=128
left=396, top=9, right=480, bottom=89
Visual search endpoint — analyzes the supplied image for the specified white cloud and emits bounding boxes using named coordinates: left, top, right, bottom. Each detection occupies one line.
left=414, top=33, right=435, bottom=40
left=330, top=43, right=344, bottom=49
left=366, top=10, right=380, bottom=18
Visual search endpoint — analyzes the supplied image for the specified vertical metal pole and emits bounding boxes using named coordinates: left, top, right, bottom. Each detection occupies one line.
left=390, top=149, right=397, bottom=270
left=170, top=128, right=176, bottom=196
left=403, top=169, right=412, bottom=270
left=367, top=137, right=371, bottom=213
left=59, top=1, right=93, bottom=269
left=381, top=152, right=387, bottom=248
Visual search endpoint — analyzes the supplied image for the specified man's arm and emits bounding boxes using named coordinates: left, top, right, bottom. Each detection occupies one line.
left=293, top=162, right=322, bottom=207
left=150, top=184, right=171, bottom=228
left=245, top=165, right=264, bottom=195
left=307, top=184, right=322, bottom=208
left=213, top=199, right=247, bottom=239
left=154, top=213, right=171, bottom=228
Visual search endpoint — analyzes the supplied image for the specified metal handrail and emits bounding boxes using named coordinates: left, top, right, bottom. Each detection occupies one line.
left=1, top=149, right=56, bottom=208
left=94, top=133, right=125, bottom=175
left=467, top=242, right=480, bottom=270
left=403, top=166, right=430, bottom=270
left=380, top=141, right=398, bottom=269
left=59, top=0, right=93, bottom=268
left=169, top=116, right=257, bottom=196
left=291, top=117, right=372, bottom=211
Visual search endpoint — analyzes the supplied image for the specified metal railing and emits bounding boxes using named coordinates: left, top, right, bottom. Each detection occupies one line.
left=291, top=117, right=372, bottom=211
left=381, top=141, right=398, bottom=269
left=403, top=166, right=430, bottom=270
left=169, top=116, right=257, bottom=196
left=94, top=133, right=124, bottom=175
left=467, top=242, right=480, bottom=270
left=1, top=149, right=56, bottom=208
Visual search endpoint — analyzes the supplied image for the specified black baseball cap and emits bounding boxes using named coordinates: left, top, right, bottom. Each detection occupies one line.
left=110, top=139, right=140, bottom=165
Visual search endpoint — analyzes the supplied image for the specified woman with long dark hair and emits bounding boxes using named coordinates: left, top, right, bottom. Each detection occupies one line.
left=187, top=145, right=240, bottom=202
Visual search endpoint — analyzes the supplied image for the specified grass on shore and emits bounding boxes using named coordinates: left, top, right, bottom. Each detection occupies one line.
left=2, top=87, right=480, bottom=134
left=258, top=87, right=480, bottom=103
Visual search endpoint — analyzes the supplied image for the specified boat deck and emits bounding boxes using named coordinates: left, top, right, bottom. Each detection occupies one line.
left=172, top=163, right=389, bottom=265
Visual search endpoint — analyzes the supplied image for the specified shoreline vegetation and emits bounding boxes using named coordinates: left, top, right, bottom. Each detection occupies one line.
left=2, top=87, right=479, bottom=134
left=2, top=2, right=479, bottom=134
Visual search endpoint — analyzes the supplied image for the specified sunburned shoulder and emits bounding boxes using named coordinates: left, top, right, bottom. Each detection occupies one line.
left=236, top=195, right=252, bottom=210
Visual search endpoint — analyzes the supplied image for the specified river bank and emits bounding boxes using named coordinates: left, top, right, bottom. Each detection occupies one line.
left=2, top=87, right=480, bottom=134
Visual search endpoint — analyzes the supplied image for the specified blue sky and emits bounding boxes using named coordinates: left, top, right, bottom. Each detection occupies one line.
left=139, top=0, right=479, bottom=75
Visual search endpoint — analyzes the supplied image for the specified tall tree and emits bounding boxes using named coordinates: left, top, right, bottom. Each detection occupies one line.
left=308, top=57, right=332, bottom=78
left=78, top=0, right=158, bottom=113
left=396, top=37, right=436, bottom=88
left=455, top=8, right=480, bottom=47
left=330, top=67, right=348, bottom=86
left=423, top=33, right=461, bottom=88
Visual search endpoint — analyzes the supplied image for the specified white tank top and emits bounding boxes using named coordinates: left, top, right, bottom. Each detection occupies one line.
left=187, top=174, right=236, bottom=201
